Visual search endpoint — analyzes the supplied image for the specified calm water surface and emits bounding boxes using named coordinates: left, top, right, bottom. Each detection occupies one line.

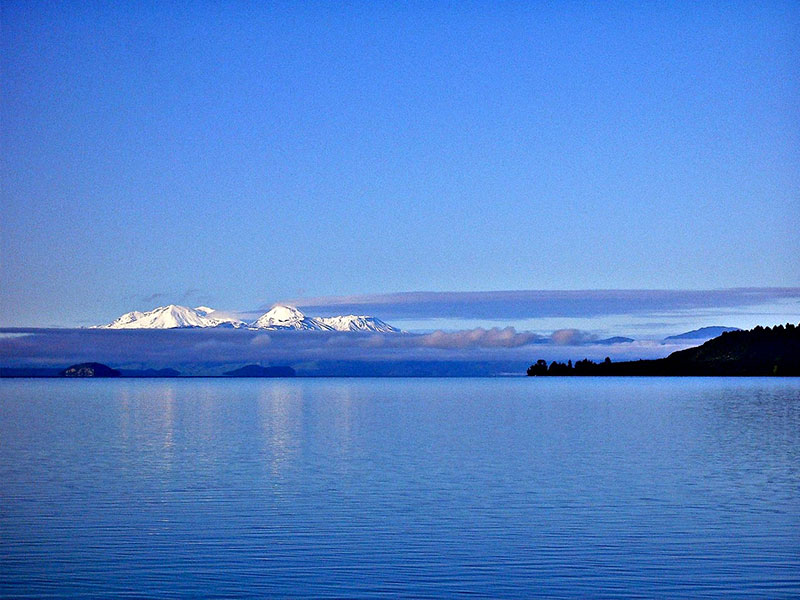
left=1, top=377, right=799, bottom=598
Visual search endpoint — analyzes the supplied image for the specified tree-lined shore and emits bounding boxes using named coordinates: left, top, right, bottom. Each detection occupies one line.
left=528, top=323, right=800, bottom=377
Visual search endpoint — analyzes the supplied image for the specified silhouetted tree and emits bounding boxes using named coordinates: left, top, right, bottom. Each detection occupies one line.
left=527, top=359, right=548, bottom=376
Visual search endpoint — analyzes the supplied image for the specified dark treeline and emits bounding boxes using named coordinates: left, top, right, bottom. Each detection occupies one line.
left=528, top=323, right=800, bottom=377
left=527, top=357, right=613, bottom=376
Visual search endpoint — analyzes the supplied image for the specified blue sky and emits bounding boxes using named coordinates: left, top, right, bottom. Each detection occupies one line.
left=2, top=2, right=798, bottom=329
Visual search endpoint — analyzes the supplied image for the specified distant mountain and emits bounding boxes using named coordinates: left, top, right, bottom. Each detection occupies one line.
left=316, top=314, right=399, bottom=333
left=222, top=365, right=296, bottom=377
left=96, top=305, right=247, bottom=329
left=250, top=305, right=400, bottom=332
left=96, top=303, right=400, bottom=333
left=528, top=323, right=800, bottom=376
left=59, top=362, right=121, bottom=377
left=251, top=305, right=326, bottom=330
left=664, top=326, right=740, bottom=342
left=595, top=336, right=635, bottom=345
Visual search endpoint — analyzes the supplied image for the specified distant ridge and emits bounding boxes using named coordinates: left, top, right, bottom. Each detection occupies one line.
left=222, top=365, right=296, bottom=377
left=595, top=336, right=635, bottom=345
left=664, top=326, right=740, bottom=341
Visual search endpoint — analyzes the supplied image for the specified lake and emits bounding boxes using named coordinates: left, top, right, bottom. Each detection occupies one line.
left=1, top=378, right=799, bottom=598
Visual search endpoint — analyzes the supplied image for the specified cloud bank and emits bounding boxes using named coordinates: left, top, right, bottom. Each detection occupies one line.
left=0, top=327, right=688, bottom=376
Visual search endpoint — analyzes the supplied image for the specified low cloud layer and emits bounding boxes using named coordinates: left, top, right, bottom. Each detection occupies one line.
left=419, top=327, right=541, bottom=349
left=550, top=329, right=598, bottom=345
left=0, top=327, right=687, bottom=375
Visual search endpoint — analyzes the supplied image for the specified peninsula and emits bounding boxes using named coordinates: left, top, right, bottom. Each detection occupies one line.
left=528, top=323, right=800, bottom=376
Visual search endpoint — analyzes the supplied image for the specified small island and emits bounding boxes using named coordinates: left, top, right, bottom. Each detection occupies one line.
left=59, top=363, right=121, bottom=378
left=528, top=323, right=800, bottom=377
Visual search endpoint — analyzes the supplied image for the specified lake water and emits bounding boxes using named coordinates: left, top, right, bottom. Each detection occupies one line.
left=1, top=378, right=799, bottom=598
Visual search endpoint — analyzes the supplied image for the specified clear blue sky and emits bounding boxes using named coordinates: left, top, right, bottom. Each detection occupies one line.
left=2, top=1, right=798, bottom=327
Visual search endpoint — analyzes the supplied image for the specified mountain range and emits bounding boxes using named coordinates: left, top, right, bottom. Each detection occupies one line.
left=92, top=305, right=741, bottom=344
left=95, top=304, right=400, bottom=333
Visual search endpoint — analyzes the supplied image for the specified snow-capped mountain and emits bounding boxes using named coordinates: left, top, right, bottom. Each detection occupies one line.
left=251, top=305, right=327, bottom=330
left=95, top=305, right=247, bottom=329
left=316, top=314, right=399, bottom=333
left=250, top=305, right=400, bottom=332
left=95, top=304, right=400, bottom=332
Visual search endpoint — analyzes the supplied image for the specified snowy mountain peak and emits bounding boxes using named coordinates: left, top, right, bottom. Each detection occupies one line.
left=96, top=305, right=247, bottom=329
left=249, top=305, right=400, bottom=332
left=264, top=304, right=306, bottom=322
left=252, top=305, right=323, bottom=330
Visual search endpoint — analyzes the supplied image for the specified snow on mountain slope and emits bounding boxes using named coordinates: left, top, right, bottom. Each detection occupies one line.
left=317, top=315, right=400, bottom=333
left=250, top=305, right=400, bottom=332
left=251, top=305, right=330, bottom=330
left=96, top=305, right=247, bottom=329
left=96, top=304, right=400, bottom=332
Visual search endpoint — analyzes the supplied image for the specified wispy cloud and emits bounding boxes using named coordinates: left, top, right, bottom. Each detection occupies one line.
left=282, top=288, right=800, bottom=321
left=132, top=291, right=198, bottom=308
left=180, top=288, right=206, bottom=304
left=141, top=292, right=167, bottom=303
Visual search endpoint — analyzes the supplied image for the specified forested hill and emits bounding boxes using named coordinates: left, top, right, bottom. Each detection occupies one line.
left=527, top=323, right=800, bottom=376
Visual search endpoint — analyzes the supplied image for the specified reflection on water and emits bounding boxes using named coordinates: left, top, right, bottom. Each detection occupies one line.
left=1, top=377, right=799, bottom=599
left=161, top=384, right=175, bottom=454
left=258, top=382, right=303, bottom=478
